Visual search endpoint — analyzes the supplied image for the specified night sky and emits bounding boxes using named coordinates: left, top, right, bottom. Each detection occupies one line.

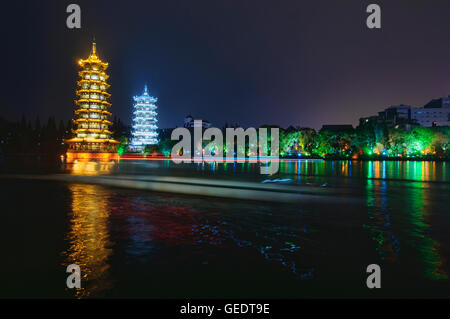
left=3, top=0, right=450, bottom=129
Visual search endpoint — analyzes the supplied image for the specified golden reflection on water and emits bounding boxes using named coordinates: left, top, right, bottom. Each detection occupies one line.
left=66, top=161, right=115, bottom=176
left=63, top=183, right=114, bottom=298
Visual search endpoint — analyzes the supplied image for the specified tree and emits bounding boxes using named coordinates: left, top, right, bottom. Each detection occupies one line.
left=158, top=137, right=176, bottom=156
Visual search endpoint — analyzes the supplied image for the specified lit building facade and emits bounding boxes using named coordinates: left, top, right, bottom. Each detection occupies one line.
left=130, top=85, right=159, bottom=151
left=184, top=115, right=211, bottom=128
left=65, top=42, right=119, bottom=162
left=412, top=96, right=450, bottom=127
left=361, top=96, right=450, bottom=129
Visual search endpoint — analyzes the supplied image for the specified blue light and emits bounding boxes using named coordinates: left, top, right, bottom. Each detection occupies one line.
left=130, top=84, right=159, bottom=151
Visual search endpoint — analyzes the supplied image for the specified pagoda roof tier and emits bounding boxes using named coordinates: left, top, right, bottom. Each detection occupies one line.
left=74, top=109, right=111, bottom=115
left=74, top=106, right=111, bottom=111
left=65, top=137, right=120, bottom=144
left=133, top=110, right=157, bottom=115
left=78, top=62, right=108, bottom=70
left=133, top=85, right=158, bottom=102
left=74, top=109, right=112, bottom=115
left=134, top=98, right=157, bottom=104
left=74, top=118, right=112, bottom=124
left=75, top=99, right=111, bottom=105
left=78, top=43, right=109, bottom=69
left=73, top=128, right=113, bottom=134
left=74, top=108, right=102, bottom=113
left=77, top=79, right=110, bottom=87
left=76, top=89, right=111, bottom=97
left=78, top=70, right=108, bottom=77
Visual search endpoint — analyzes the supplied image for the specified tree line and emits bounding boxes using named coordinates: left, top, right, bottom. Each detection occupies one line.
left=147, top=124, right=450, bottom=160
left=278, top=124, right=450, bottom=159
left=1, top=115, right=449, bottom=160
left=0, top=115, right=127, bottom=159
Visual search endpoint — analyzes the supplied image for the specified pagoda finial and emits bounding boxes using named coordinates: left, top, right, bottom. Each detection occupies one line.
left=91, top=41, right=97, bottom=57
left=144, top=84, right=148, bottom=95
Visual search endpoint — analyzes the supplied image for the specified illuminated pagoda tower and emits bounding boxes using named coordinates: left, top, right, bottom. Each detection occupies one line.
left=130, top=85, right=159, bottom=151
left=65, top=42, right=120, bottom=162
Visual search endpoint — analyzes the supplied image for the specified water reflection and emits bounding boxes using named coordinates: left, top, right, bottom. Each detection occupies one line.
left=111, top=159, right=450, bottom=185
left=57, top=159, right=449, bottom=297
left=66, top=161, right=115, bottom=176
left=406, top=183, right=447, bottom=280
left=63, top=183, right=114, bottom=297
left=364, top=178, right=447, bottom=281
left=364, top=179, right=400, bottom=262
left=113, top=195, right=316, bottom=278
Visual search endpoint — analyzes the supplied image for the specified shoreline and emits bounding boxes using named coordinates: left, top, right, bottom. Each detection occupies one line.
left=1, top=152, right=450, bottom=163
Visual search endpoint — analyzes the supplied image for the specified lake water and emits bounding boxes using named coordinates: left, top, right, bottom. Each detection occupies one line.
left=0, top=160, right=449, bottom=298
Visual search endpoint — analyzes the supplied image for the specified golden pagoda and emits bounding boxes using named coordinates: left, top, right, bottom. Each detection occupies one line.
left=65, top=42, right=120, bottom=162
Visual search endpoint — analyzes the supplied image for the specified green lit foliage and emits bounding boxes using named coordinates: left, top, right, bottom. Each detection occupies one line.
left=117, top=137, right=128, bottom=156
left=136, top=125, right=450, bottom=160
left=354, top=122, right=378, bottom=155
left=302, top=129, right=317, bottom=155
left=314, top=130, right=335, bottom=157
left=158, top=138, right=176, bottom=156
left=280, top=131, right=302, bottom=156
left=387, top=128, right=407, bottom=156
left=314, top=130, right=355, bottom=157
left=387, top=127, right=436, bottom=156
left=258, top=125, right=278, bottom=156
left=433, top=129, right=449, bottom=155
left=407, top=127, right=434, bottom=155
left=278, top=124, right=449, bottom=159
left=279, top=128, right=316, bottom=157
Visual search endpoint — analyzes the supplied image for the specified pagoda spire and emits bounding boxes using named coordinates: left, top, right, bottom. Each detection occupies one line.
left=144, top=84, right=148, bottom=95
left=91, top=41, right=97, bottom=58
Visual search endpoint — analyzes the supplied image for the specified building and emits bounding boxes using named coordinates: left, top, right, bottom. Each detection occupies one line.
left=411, top=96, right=450, bottom=127
left=361, top=104, right=414, bottom=126
left=361, top=97, right=450, bottom=129
left=184, top=115, right=211, bottom=128
left=65, top=42, right=120, bottom=162
left=378, top=104, right=412, bottom=124
left=360, top=103, right=422, bottom=131
left=130, top=85, right=159, bottom=151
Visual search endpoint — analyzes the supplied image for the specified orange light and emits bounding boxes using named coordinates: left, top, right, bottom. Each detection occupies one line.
left=66, top=152, right=119, bottom=163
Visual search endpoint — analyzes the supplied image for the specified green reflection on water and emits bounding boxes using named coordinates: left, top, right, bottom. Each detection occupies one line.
left=362, top=161, right=448, bottom=281
left=407, top=182, right=447, bottom=280
left=364, top=178, right=397, bottom=262
left=273, top=160, right=449, bottom=183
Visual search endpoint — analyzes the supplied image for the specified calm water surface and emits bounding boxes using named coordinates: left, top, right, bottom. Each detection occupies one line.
left=0, top=160, right=449, bottom=298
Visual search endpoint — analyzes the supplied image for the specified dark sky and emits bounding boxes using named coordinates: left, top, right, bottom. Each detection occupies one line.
left=3, top=0, right=450, bottom=129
